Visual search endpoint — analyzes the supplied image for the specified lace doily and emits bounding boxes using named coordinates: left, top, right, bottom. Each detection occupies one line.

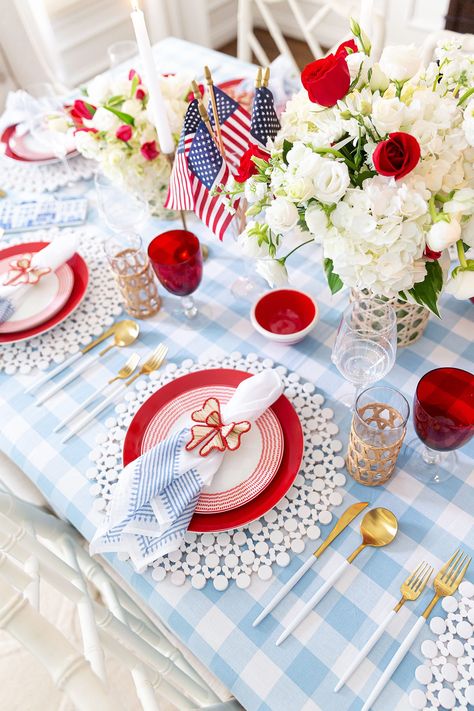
left=0, top=155, right=94, bottom=194
left=0, top=226, right=122, bottom=374
left=409, top=583, right=474, bottom=710
left=88, top=353, right=347, bottom=590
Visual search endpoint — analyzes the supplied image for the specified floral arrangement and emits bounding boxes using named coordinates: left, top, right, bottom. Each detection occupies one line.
left=59, top=70, right=192, bottom=216
left=230, top=23, right=474, bottom=311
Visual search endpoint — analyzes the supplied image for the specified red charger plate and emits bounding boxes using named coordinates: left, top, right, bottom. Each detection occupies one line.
left=0, top=242, right=89, bottom=344
left=123, top=368, right=304, bottom=532
left=1, top=125, right=78, bottom=165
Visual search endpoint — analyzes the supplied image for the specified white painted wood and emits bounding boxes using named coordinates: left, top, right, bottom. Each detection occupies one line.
left=0, top=574, right=121, bottom=711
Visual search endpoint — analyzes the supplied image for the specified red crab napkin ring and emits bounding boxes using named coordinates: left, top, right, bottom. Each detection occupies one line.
left=185, top=397, right=251, bottom=457
left=3, top=254, right=51, bottom=286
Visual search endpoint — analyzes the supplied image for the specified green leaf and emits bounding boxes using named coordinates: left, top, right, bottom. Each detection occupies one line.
left=282, top=139, right=293, bottom=165
left=106, top=95, right=125, bottom=107
left=324, top=258, right=344, bottom=295
left=104, top=105, right=135, bottom=126
left=406, top=260, right=443, bottom=317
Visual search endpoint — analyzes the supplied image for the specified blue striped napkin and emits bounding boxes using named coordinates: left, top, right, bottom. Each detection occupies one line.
left=90, top=369, right=284, bottom=570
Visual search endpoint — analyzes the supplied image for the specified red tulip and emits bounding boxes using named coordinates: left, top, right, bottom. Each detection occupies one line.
left=116, top=125, right=133, bottom=142
left=140, top=140, right=159, bottom=161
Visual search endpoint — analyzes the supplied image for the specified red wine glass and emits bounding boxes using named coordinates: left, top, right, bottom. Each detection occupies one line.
left=148, top=230, right=203, bottom=320
left=408, top=367, right=474, bottom=484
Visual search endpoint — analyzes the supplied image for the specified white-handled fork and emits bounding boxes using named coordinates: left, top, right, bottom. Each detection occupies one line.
left=334, top=561, right=432, bottom=692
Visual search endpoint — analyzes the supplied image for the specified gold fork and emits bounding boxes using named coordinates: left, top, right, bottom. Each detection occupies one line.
left=123, top=343, right=168, bottom=387
left=361, top=550, right=471, bottom=711
left=61, top=344, right=168, bottom=443
left=335, top=561, right=433, bottom=691
left=54, top=353, right=141, bottom=433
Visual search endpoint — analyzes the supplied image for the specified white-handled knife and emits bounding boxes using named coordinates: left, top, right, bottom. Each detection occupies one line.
left=253, top=501, right=368, bottom=627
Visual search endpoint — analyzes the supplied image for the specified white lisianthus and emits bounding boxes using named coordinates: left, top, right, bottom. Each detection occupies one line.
left=47, top=114, right=70, bottom=134
left=74, top=130, right=100, bottom=159
left=87, top=74, right=111, bottom=105
left=346, top=53, right=370, bottom=88
left=312, top=159, right=350, bottom=204
left=91, top=107, right=120, bottom=132
left=371, top=97, right=405, bottom=135
left=445, top=269, right=474, bottom=299
left=462, top=215, right=474, bottom=247
left=369, top=64, right=389, bottom=92
left=266, top=197, right=299, bottom=233
left=121, top=99, right=143, bottom=118
left=443, top=188, right=474, bottom=216
left=256, top=259, right=289, bottom=288
left=237, top=221, right=270, bottom=258
left=426, top=219, right=462, bottom=251
left=379, top=44, right=421, bottom=82
left=244, top=177, right=268, bottom=204
left=305, top=203, right=328, bottom=237
left=285, top=175, right=315, bottom=202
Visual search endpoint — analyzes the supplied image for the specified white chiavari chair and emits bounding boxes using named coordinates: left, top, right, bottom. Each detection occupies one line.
left=421, top=29, right=474, bottom=66
left=0, top=489, right=244, bottom=709
left=237, top=0, right=387, bottom=70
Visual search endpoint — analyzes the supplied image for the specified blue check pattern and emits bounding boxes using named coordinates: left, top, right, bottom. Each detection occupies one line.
left=0, top=39, right=473, bottom=711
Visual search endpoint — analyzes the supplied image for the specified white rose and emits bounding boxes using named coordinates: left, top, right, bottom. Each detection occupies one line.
left=312, top=160, right=350, bottom=204
left=445, top=270, right=474, bottom=300
left=237, top=221, right=270, bottom=258
left=371, top=97, right=405, bottom=135
left=74, top=130, right=100, bottom=159
left=426, top=219, right=462, bottom=251
left=443, top=188, right=474, bottom=216
left=305, top=203, right=328, bottom=237
left=266, top=197, right=299, bottom=233
left=244, top=177, right=268, bottom=204
left=370, top=64, right=389, bottom=92
left=91, top=107, right=119, bottom=132
left=256, top=259, right=289, bottom=288
left=285, top=175, right=315, bottom=202
left=379, top=45, right=421, bottom=82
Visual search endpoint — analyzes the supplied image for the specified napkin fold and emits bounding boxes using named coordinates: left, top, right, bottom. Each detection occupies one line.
left=0, top=235, right=78, bottom=324
left=90, top=369, right=284, bottom=570
left=0, top=90, right=43, bottom=138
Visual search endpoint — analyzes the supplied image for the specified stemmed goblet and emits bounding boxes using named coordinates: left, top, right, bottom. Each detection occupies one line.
left=332, top=297, right=397, bottom=407
left=148, top=229, right=203, bottom=321
left=408, top=367, right=474, bottom=484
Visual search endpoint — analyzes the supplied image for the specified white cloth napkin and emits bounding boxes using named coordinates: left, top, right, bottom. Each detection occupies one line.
left=90, top=369, right=284, bottom=570
left=0, top=235, right=79, bottom=323
left=0, top=90, right=42, bottom=138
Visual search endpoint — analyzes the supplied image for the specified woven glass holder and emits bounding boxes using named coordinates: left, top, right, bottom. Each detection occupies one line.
left=346, top=387, right=409, bottom=486
left=105, top=234, right=161, bottom=319
left=350, top=289, right=429, bottom=347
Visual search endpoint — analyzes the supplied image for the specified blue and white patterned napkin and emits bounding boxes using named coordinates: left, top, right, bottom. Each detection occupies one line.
left=90, top=369, right=284, bottom=570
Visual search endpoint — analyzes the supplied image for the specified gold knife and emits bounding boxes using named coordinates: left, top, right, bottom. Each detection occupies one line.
left=253, top=501, right=368, bottom=626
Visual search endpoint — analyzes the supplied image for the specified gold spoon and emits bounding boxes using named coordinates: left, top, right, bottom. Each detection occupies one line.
left=54, top=353, right=141, bottom=432
left=36, top=320, right=140, bottom=406
left=276, top=508, right=398, bottom=645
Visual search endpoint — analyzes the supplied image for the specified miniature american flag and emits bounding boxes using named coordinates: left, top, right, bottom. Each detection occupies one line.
left=207, top=86, right=251, bottom=168
left=250, top=85, right=281, bottom=150
left=187, top=121, right=237, bottom=241
left=164, top=98, right=201, bottom=211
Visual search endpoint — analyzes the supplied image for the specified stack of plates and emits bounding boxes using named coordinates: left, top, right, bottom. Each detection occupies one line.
left=123, top=368, right=304, bottom=532
left=1, top=124, right=78, bottom=166
left=0, top=241, right=88, bottom=344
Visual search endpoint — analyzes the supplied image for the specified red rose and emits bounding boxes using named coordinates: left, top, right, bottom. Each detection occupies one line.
left=424, top=246, right=442, bottom=260
left=234, top=143, right=269, bottom=183
left=335, top=39, right=358, bottom=57
left=116, top=124, right=132, bottom=142
left=72, top=99, right=96, bottom=120
left=140, top=140, right=159, bottom=161
left=301, top=54, right=351, bottom=107
left=128, top=69, right=141, bottom=83
left=372, top=132, right=421, bottom=180
left=135, top=87, right=146, bottom=101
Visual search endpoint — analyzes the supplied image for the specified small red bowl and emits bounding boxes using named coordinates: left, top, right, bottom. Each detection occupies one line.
left=251, top=288, right=319, bottom=344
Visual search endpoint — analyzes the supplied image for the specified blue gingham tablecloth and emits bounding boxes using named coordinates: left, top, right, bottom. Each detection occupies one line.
left=0, top=38, right=473, bottom=711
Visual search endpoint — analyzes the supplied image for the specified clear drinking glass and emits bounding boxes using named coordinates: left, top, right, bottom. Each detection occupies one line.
left=107, top=40, right=138, bottom=69
left=104, top=232, right=161, bottom=319
left=95, top=172, right=148, bottom=233
left=331, top=297, right=397, bottom=407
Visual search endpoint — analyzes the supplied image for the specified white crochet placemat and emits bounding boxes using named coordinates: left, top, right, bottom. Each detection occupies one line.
left=88, top=353, right=347, bottom=591
left=0, top=154, right=94, bottom=194
left=0, top=225, right=122, bottom=374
